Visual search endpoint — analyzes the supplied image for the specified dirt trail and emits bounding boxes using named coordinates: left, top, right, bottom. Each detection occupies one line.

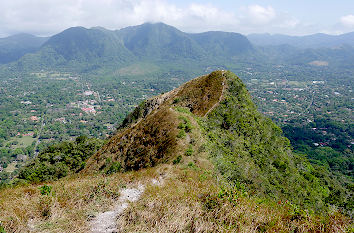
left=90, top=176, right=164, bottom=233
left=90, top=185, right=144, bottom=233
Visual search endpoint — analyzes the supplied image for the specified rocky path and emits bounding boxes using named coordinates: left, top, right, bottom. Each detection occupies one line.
left=90, top=184, right=144, bottom=233
left=90, top=176, right=164, bottom=233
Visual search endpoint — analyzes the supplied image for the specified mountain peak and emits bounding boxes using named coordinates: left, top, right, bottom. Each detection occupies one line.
left=83, top=70, right=333, bottom=211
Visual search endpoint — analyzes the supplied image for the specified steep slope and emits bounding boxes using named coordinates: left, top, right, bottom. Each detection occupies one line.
left=0, top=71, right=352, bottom=232
left=118, top=22, right=207, bottom=60
left=84, top=71, right=225, bottom=172
left=0, top=33, right=48, bottom=64
left=84, top=70, right=350, bottom=212
left=43, top=27, right=133, bottom=62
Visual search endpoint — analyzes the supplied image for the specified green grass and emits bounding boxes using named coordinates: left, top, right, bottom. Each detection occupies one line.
left=5, top=135, right=36, bottom=149
left=17, top=136, right=36, bottom=148
left=116, top=62, right=160, bottom=76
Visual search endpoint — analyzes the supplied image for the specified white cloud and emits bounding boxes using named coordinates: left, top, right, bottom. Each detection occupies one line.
left=244, top=5, right=276, bottom=25
left=340, top=14, right=354, bottom=27
left=0, top=0, right=322, bottom=37
left=0, top=0, right=240, bottom=36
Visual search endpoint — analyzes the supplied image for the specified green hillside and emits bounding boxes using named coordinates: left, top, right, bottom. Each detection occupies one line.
left=2, top=23, right=253, bottom=74
left=0, top=71, right=352, bottom=232
left=81, top=70, right=352, bottom=213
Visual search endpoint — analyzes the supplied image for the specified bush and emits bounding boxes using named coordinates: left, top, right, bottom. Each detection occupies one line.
left=0, top=223, right=5, bottom=233
left=39, top=184, right=52, bottom=196
left=106, top=162, right=122, bottom=174
left=173, top=155, right=182, bottom=164
left=185, top=145, right=193, bottom=156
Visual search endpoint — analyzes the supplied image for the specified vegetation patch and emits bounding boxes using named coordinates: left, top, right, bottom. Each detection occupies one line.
left=185, top=145, right=193, bottom=156
left=116, top=166, right=351, bottom=232
left=17, top=136, right=103, bottom=183
left=172, top=155, right=182, bottom=165
left=201, top=71, right=351, bottom=213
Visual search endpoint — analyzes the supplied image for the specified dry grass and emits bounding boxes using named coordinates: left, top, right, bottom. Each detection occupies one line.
left=0, top=160, right=351, bottom=232
left=0, top=168, right=161, bottom=232
left=84, top=70, right=226, bottom=173
left=117, top=165, right=351, bottom=233
left=173, top=70, right=225, bottom=116
left=85, top=106, right=180, bottom=172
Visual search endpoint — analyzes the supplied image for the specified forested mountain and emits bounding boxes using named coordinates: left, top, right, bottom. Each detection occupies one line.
left=118, top=23, right=207, bottom=60
left=4, top=23, right=253, bottom=73
left=0, top=33, right=48, bottom=64
left=2, top=23, right=354, bottom=75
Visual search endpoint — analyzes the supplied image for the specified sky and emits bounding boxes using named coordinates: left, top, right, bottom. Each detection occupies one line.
left=0, top=0, right=353, bottom=37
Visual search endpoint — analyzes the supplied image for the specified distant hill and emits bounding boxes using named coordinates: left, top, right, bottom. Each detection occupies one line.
left=4, top=23, right=253, bottom=73
left=0, top=33, right=48, bottom=64
left=3, top=23, right=354, bottom=74
left=118, top=23, right=207, bottom=60
left=248, top=32, right=354, bottom=48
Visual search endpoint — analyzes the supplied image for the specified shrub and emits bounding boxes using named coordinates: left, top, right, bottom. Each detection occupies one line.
left=0, top=223, right=5, bottom=233
left=39, top=184, right=52, bottom=196
left=177, top=129, right=186, bottom=138
left=106, top=162, right=122, bottom=174
left=173, top=155, right=182, bottom=164
left=173, top=98, right=181, bottom=104
left=185, top=145, right=193, bottom=156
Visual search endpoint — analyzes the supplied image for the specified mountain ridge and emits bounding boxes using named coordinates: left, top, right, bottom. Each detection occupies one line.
left=82, top=70, right=350, bottom=213
left=0, top=33, right=48, bottom=64
left=1, top=23, right=253, bottom=73
left=1, top=70, right=351, bottom=232
left=248, top=31, right=354, bottom=48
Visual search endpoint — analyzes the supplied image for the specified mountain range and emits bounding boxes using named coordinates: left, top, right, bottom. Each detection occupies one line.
left=1, top=23, right=253, bottom=73
left=248, top=32, right=354, bottom=48
left=2, top=22, right=354, bottom=74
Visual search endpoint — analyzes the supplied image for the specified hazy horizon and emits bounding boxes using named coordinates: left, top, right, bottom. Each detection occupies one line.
left=1, top=22, right=354, bottom=39
left=0, top=0, right=353, bottom=37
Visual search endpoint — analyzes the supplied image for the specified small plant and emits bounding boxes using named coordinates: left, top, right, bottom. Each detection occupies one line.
left=185, top=145, right=193, bottom=156
left=0, top=222, right=5, bottom=233
left=39, top=184, right=52, bottom=196
left=177, top=129, right=186, bottom=138
left=173, top=155, right=182, bottom=164
left=106, top=162, right=122, bottom=174
left=173, top=98, right=181, bottom=104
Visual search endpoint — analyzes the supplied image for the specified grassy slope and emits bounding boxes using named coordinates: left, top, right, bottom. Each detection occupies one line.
left=0, top=111, right=350, bottom=232
left=0, top=71, right=352, bottom=232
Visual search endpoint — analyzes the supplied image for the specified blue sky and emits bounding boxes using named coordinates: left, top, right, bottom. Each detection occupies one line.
left=0, top=0, right=353, bottom=37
